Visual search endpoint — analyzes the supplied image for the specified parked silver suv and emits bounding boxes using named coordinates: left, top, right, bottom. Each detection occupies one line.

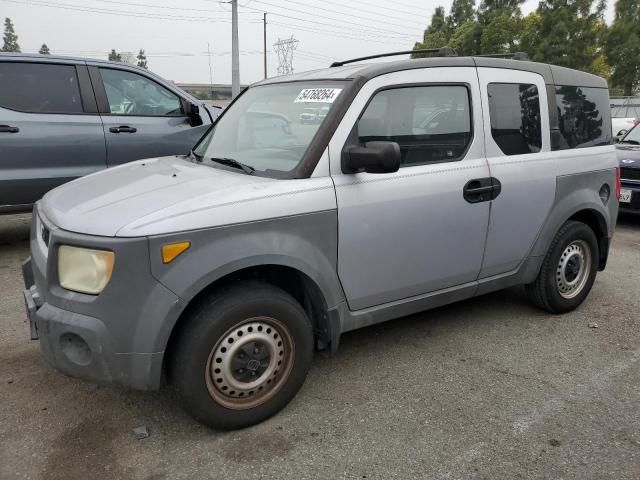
left=0, top=53, right=220, bottom=213
left=23, top=51, right=618, bottom=430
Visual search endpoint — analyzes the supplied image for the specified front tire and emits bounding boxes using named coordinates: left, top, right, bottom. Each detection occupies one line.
left=526, top=221, right=599, bottom=314
left=170, top=281, right=313, bottom=430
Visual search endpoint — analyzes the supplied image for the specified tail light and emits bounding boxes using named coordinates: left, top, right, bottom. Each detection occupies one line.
left=615, top=167, right=621, bottom=200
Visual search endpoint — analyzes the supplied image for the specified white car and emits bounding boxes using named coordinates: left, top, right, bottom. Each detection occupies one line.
left=611, top=99, right=640, bottom=137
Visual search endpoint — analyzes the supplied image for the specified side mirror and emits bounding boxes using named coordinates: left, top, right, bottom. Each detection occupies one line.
left=615, top=129, right=628, bottom=142
left=180, top=98, right=203, bottom=127
left=342, top=141, right=401, bottom=174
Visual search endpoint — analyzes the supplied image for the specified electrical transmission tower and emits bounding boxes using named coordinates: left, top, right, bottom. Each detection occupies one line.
left=273, top=36, right=299, bottom=75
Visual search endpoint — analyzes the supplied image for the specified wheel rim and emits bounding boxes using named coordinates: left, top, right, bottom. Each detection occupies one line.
left=556, top=240, right=591, bottom=299
left=205, top=317, right=295, bottom=410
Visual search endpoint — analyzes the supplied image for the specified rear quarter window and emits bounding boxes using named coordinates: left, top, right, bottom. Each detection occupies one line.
left=555, top=86, right=611, bottom=149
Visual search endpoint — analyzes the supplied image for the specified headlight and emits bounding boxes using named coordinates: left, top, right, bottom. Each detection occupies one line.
left=58, top=246, right=115, bottom=295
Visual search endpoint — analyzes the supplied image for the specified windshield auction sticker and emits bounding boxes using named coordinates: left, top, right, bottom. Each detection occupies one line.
left=294, top=88, right=343, bottom=103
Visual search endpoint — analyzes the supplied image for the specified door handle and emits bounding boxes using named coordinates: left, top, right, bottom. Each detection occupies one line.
left=0, top=125, right=19, bottom=133
left=109, top=126, right=137, bottom=133
left=463, top=177, right=501, bottom=203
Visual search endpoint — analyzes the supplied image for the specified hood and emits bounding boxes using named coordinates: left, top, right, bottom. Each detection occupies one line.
left=41, top=156, right=273, bottom=236
left=41, top=156, right=337, bottom=237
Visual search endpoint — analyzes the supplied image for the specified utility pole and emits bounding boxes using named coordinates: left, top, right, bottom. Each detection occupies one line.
left=231, top=0, right=240, bottom=99
left=263, top=13, right=267, bottom=79
left=207, top=42, right=214, bottom=101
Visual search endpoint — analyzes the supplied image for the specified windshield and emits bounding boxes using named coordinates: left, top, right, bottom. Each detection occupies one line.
left=622, top=124, right=640, bottom=143
left=194, top=81, right=348, bottom=175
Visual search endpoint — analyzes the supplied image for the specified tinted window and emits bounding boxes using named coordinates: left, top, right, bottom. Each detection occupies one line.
left=556, top=86, right=611, bottom=149
left=100, top=68, right=181, bottom=116
left=488, top=83, right=541, bottom=156
left=357, top=85, right=472, bottom=166
left=0, top=62, right=83, bottom=113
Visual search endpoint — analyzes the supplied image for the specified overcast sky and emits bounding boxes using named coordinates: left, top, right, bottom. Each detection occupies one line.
left=2, top=0, right=616, bottom=85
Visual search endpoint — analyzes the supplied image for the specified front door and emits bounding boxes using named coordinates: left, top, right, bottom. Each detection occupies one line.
left=91, top=66, right=210, bottom=167
left=330, top=67, right=491, bottom=311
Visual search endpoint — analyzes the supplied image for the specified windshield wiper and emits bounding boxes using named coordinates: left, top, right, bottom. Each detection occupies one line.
left=208, top=157, right=255, bottom=175
left=620, top=139, right=640, bottom=145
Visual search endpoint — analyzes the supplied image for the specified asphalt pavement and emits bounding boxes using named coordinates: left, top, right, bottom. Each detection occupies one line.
left=1, top=213, right=639, bottom=480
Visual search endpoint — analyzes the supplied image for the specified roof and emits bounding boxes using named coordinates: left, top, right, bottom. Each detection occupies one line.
left=0, top=52, right=150, bottom=72
left=255, top=56, right=607, bottom=89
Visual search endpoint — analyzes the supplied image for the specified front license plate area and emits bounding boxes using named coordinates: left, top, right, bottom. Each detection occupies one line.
left=620, top=188, right=632, bottom=203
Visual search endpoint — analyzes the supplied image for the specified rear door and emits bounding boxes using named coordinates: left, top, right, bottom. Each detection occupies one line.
left=89, top=65, right=211, bottom=166
left=475, top=68, right=556, bottom=278
left=0, top=60, right=106, bottom=210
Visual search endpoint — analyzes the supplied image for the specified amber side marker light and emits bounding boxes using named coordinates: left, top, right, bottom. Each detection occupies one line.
left=162, top=241, right=191, bottom=264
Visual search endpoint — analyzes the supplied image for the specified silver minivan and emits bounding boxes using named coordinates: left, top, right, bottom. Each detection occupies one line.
left=0, top=53, right=220, bottom=213
left=23, top=51, right=619, bottom=429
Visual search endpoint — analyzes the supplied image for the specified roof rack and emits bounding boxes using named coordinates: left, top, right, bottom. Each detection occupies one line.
left=330, top=47, right=458, bottom=67
left=474, top=52, right=529, bottom=61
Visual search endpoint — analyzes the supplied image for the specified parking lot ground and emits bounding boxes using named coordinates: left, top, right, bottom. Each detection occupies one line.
left=0, top=213, right=639, bottom=480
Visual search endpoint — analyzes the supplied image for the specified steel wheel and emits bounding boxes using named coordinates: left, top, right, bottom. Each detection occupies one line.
left=205, top=317, right=295, bottom=410
left=556, top=239, right=592, bottom=299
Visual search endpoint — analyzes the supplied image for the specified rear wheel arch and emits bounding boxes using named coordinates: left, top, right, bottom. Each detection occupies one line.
left=566, top=208, right=609, bottom=270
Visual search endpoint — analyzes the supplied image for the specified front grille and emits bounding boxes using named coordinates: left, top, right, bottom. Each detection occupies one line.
left=621, top=167, right=640, bottom=181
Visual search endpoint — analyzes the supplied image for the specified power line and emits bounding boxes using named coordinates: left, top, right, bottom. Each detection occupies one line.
left=239, top=2, right=417, bottom=39
left=268, top=21, right=410, bottom=46
left=253, top=0, right=427, bottom=31
left=319, top=0, right=431, bottom=25
left=0, top=0, right=233, bottom=22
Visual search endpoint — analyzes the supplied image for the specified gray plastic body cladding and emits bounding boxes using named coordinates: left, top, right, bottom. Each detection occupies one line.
left=147, top=210, right=344, bottom=343
left=31, top=208, right=184, bottom=388
left=529, top=169, right=618, bottom=258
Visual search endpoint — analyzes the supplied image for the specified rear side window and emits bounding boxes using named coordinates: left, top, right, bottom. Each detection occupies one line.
left=99, top=68, right=181, bottom=116
left=488, top=83, right=541, bottom=156
left=0, top=62, right=83, bottom=114
left=356, top=85, right=472, bottom=167
left=555, top=86, right=611, bottom=148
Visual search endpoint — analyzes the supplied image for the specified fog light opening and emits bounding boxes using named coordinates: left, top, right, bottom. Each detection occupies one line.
left=59, top=333, right=92, bottom=366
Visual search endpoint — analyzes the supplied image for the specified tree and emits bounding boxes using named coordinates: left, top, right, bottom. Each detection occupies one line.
left=480, top=10, right=521, bottom=54
left=2, top=18, right=20, bottom=52
left=447, top=0, right=476, bottom=30
left=108, top=49, right=122, bottom=62
left=412, top=6, right=450, bottom=57
left=136, top=49, right=148, bottom=69
left=38, top=43, right=50, bottom=55
left=531, top=0, right=607, bottom=74
left=477, top=0, right=524, bottom=24
left=449, top=20, right=482, bottom=55
left=606, top=0, right=640, bottom=96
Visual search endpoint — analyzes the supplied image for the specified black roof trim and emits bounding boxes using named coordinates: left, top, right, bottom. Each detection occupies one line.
left=330, top=47, right=458, bottom=67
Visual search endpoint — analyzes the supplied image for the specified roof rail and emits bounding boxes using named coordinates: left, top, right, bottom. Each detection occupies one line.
left=330, top=47, right=458, bottom=67
left=474, top=52, right=529, bottom=61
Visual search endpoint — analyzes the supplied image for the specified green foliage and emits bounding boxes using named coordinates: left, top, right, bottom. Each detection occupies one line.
left=449, top=21, right=482, bottom=55
left=108, top=49, right=122, bottom=62
left=448, top=0, right=476, bottom=29
left=137, top=49, right=148, bottom=69
left=412, top=6, right=451, bottom=57
left=2, top=18, right=20, bottom=52
left=605, top=0, right=640, bottom=95
left=38, top=43, right=50, bottom=55
left=530, top=0, right=607, bottom=74
left=480, top=10, right=521, bottom=54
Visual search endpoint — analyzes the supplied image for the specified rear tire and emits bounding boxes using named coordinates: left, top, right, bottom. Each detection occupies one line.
left=170, top=281, right=313, bottom=430
left=525, top=221, right=599, bottom=314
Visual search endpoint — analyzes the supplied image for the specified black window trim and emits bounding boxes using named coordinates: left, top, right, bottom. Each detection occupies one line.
left=0, top=61, right=92, bottom=115
left=342, top=81, right=475, bottom=171
left=487, top=81, right=543, bottom=156
left=91, top=66, right=188, bottom=118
